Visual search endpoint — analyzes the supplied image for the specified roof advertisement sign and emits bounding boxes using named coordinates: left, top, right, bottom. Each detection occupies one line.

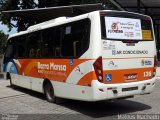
left=105, top=17, right=143, bottom=40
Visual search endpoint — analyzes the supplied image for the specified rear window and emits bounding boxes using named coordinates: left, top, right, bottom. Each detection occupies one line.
left=101, top=12, right=153, bottom=41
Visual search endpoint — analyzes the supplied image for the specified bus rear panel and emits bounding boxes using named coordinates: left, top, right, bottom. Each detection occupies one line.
left=89, top=11, right=156, bottom=100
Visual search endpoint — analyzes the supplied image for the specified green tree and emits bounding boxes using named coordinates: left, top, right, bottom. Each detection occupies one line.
left=0, top=0, right=118, bottom=32
left=0, top=31, right=8, bottom=55
left=0, top=0, right=37, bottom=32
left=38, top=0, right=71, bottom=8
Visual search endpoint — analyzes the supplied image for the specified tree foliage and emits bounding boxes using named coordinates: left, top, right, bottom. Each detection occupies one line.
left=0, top=0, right=117, bottom=32
left=0, top=0, right=37, bottom=32
left=0, top=30, right=8, bottom=54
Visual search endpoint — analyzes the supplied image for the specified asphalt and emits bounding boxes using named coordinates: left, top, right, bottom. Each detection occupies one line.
left=0, top=77, right=160, bottom=120
left=0, top=66, right=160, bottom=120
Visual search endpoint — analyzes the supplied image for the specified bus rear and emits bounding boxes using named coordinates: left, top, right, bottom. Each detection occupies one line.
left=91, top=11, right=157, bottom=100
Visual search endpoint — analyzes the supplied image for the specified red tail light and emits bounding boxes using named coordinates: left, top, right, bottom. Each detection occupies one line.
left=153, top=55, right=158, bottom=77
left=93, top=57, right=103, bottom=82
left=154, top=55, right=158, bottom=67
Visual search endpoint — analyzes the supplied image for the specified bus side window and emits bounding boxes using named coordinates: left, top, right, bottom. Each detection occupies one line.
left=42, top=47, right=49, bottom=57
left=61, top=34, right=74, bottom=57
left=5, top=44, right=14, bottom=58
left=55, top=47, right=61, bottom=57
left=5, top=38, right=15, bottom=58
left=17, top=44, right=25, bottom=57
left=26, top=31, right=41, bottom=58
left=73, top=41, right=81, bottom=58
left=61, top=19, right=90, bottom=58
left=16, top=35, right=26, bottom=58
left=29, top=49, right=36, bottom=58
left=42, top=26, right=61, bottom=58
left=36, top=49, right=41, bottom=58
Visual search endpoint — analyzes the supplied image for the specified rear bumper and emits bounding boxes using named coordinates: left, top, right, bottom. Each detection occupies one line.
left=90, top=78, right=156, bottom=101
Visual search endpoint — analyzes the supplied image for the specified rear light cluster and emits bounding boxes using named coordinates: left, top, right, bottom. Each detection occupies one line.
left=153, top=55, right=158, bottom=77
left=93, top=57, right=103, bottom=82
left=154, top=55, right=158, bottom=67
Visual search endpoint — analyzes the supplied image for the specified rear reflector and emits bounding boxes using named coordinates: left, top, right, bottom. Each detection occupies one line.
left=99, top=88, right=104, bottom=92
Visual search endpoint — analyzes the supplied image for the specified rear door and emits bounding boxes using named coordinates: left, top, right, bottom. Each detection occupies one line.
left=100, top=11, right=156, bottom=84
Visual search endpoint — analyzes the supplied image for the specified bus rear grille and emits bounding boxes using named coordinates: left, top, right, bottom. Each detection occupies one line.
left=122, top=86, right=138, bottom=92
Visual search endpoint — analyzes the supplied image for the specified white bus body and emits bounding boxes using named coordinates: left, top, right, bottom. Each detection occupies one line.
left=3, top=10, right=157, bottom=102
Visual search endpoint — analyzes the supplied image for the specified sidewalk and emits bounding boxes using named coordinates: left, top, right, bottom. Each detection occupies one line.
left=0, top=80, right=25, bottom=98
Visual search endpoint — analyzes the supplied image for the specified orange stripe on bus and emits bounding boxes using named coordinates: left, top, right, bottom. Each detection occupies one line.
left=78, top=67, right=154, bottom=86
left=16, top=59, right=90, bottom=81
left=77, top=71, right=97, bottom=86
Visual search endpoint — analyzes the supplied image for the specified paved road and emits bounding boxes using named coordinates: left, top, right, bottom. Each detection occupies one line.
left=0, top=78, right=160, bottom=120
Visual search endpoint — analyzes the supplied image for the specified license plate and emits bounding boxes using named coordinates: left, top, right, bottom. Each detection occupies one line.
left=124, top=73, right=137, bottom=81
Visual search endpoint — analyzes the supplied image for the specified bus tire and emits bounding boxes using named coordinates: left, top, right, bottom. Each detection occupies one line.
left=6, top=73, right=13, bottom=87
left=44, top=82, right=56, bottom=103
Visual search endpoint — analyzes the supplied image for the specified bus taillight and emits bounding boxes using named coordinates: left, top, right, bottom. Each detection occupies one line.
left=93, top=57, right=103, bottom=82
left=154, top=55, right=158, bottom=67
left=153, top=55, right=158, bottom=77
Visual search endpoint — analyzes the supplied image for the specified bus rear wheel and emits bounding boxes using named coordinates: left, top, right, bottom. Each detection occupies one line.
left=7, top=73, right=13, bottom=87
left=44, top=82, right=56, bottom=103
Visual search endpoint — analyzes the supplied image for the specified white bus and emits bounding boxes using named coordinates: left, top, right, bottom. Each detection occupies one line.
left=3, top=10, right=157, bottom=103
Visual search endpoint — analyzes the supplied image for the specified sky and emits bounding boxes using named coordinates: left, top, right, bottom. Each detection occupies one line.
left=0, top=22, right=17, bottom=35
left=0, top=0, right=38, bottom=36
